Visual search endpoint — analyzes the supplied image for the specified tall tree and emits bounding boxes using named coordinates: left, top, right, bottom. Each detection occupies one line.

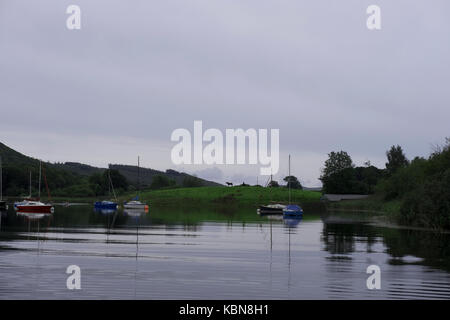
left=107, top=169, right=128, bottom=190
left=267, top=180, right=279, bottom=188
left=385, top=145, right=409, bottom=175
left=320, top=151, right=354, bottom=181
left=283, top=175, right=302, bottom=189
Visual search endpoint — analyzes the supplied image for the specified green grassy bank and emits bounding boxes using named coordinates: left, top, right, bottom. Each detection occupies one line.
left=31, top=186, right=323, bottom=209
left=137, top=186, right=322, bottom=207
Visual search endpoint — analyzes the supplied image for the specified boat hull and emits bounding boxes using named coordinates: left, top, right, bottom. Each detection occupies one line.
left=94, top=201, right=118, bottom=210
left=258, top=205, right=286, bottom=215
left=283, top=204, right=303, bottom=217
left=124, top=203, right=148, bottom=210
left=17, top=205, right=54, bottom=214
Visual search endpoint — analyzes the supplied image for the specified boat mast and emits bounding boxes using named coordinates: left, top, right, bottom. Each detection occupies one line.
left=137, top=156, right=140, bottom=197
left=288, top=154, right=291, bottom=204
left=0, top=156, right=2, bottom=201
left=38, top=160, right=42, bottom=200
left=108, top=170, right=117, bottom=202
left=29, top=171, right=32, bottom=198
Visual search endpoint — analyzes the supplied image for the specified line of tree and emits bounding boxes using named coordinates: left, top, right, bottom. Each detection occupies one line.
left=0, top=163, right=207, bottom=197
left=265, top=176, right=303, bottom=189
left=380, top=139, right=450, bottom=229
left=321, top=139, right=450, bottom=229
left=320, top=151, right=384, bottom=194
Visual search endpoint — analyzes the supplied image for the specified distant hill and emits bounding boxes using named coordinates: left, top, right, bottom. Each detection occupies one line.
left=0, top=142, right=39, bottom=167
left=108, top=165, right=221, bottom=188
left=53, top=162, right=104, bottom=176
left=0, top=141, right=222, bottom=196
left=53, top=163, right=222, bottom=188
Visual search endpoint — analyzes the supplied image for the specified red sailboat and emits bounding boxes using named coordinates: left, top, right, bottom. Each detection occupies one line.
left=16, top=161, right=54, bottom=214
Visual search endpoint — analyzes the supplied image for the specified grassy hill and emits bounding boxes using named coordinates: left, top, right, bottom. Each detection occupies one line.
left=0, top=142, right=85, bottom=197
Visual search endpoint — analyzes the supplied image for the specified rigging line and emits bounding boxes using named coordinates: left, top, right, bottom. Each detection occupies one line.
left=42, top=163, right=52, bottom=201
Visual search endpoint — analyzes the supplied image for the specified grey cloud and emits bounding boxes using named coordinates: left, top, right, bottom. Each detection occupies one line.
left=1, top=0, right=449, bottom=186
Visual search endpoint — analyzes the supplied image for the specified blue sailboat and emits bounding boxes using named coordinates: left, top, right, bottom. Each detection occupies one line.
left=94, top=169, right=118, bottom=211
left=283, top=155, right=303, bottom=217
left=283, top=204, right=303, bottom=216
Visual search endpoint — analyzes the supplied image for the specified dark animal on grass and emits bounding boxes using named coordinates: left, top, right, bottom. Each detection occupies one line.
left=226, top=182, right=233, bottom=186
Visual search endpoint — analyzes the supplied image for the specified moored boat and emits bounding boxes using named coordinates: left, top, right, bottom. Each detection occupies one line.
left=16, top=200, right=54, bottom=214
left=282, top=204, right=303, bottom=216
left=124, top=199, right=148, bottom=210
left=16, top=161, right=54, bottom=214
left=257, top=203, right=286, bottom=215
left=14, top=171, right=34, bottom=210
left=94, top=167, right=118, bottom=211
left=282, top=155, right=303, bottom=217
left=124, top=157, right=148, bottom=210
left=94, top=200, right=118, bottom=210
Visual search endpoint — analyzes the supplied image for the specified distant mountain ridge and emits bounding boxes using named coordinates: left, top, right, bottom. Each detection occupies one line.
left=0, top=142, right=222, bottom=191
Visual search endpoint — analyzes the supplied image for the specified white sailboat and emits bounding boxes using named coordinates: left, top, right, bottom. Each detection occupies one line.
left=124, top=156, right=148, bottom=211
left=14, top=171, right=33, bottom=210
left=16, top=161, right=54, bottom=214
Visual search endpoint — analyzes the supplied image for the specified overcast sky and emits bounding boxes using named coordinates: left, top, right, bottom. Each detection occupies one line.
left=1, top=0, right=449, bottom=186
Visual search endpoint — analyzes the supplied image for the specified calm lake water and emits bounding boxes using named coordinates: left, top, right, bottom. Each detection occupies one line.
left=1, top=204, right=450, bottom=300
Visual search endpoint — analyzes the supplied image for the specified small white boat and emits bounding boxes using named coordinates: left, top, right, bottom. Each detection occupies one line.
left=15, top=161, right=54, bottom=214
left=124, top=200, right=148, bottom=210
left=124, top=156, right=148, bottom=211
left=257, top=203, right=286, bottom=215
left=14, top=170, right=33, bottom=210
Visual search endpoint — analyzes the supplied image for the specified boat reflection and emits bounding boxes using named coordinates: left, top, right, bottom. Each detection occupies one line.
left=257, top=211, right=283, bottom=221
left=283, top=216, right=302, bottom=228
left=124, top=207, right=148, bottom=218
left=124, top=207, right=147, bottom=299
left=94, top=207, right=118, bottom=215
left=16, top=212, right=52, bottom=220
left=283, top=215, right=302, bottom=289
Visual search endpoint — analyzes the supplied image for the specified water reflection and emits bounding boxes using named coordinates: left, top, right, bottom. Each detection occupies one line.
left=94, top=208, right=117, bottom=215
left=283, top=216, right=302, bottom=290
left=0, top=205, right=450, bottom=299
left=123, top=208, right=147, bottom=299
left=283, top=216, right=302, bottom=228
